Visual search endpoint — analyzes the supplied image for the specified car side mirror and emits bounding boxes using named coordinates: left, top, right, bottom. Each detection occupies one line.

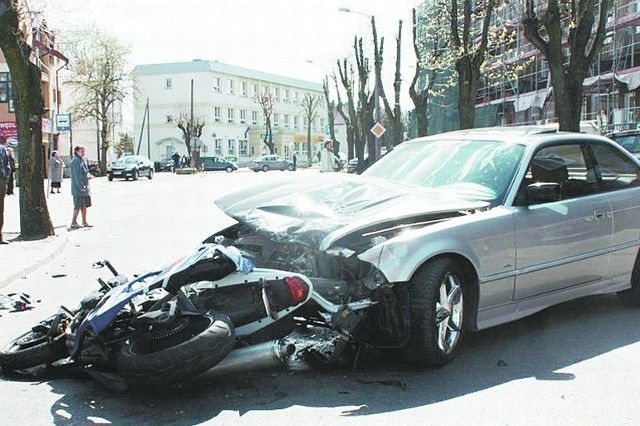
left=526, top=182, right=561, bottom=205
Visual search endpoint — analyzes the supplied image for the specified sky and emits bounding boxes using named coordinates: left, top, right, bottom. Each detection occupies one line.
left=40, top=0, right=420, bottom=106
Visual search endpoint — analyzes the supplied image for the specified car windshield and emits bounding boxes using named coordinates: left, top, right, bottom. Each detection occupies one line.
left=363, top=139, right=525, bottom=204
left=613, top=134, right=640, bottom=154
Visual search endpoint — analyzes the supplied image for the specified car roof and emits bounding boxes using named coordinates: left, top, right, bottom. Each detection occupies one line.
left=407, top=126, right=613, bottom=149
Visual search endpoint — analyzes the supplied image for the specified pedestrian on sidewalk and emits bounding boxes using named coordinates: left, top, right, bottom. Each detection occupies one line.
left=70, top=145, right=92, bottom=229
left=6, top=147, right=15, bottom=195
left=319, top=139, right=340, bottom=173
left=49, top=150, right=64, bottom=194
left=0, top=135, right=10, bottom=244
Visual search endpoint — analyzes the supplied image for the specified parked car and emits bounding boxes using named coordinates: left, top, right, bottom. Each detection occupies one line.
left=201, top=156, right=238, bottom=172
left=108, top=155, right=154, bottom=181
left=247, top=155, right=295, bottom=172
left=157, top=158, right=175, bottom=172
left=605, top=129, right=640, bottom=159
left=211, top=127, right=640, bottom=367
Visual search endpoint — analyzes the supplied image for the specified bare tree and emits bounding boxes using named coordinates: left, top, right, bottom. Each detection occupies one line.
left=374, top=18, right=404, bottom=148
left=354, top=37, right=375, bottom=164
left=0, top=0, right=53, bottom=238
left=523, top=0, right=612, bottom=132
left=449, top=0, right=498, bottom=129
left=256, top=92, right=275, bottom=154
left=300, top=93, right=320, bottom=162
left=173, top=111, right=205, bottom=166
left=322, top=76, right=338, bottom=153
left=410, top=5, right=452, bottom=137
left=334, top=68, right=356, bottom=160
left=64, top=27, right=131, bottom=173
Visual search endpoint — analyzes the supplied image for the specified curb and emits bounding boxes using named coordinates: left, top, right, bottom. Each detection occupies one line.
left=0, top=227, right=69, bottom=290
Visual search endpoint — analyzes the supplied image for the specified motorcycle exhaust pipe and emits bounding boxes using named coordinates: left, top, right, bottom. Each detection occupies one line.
left=202, top=340, right=295, bottom=378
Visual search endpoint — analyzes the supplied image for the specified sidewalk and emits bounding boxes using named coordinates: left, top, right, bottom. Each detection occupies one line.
left=1, top=187, right=70, bottom=290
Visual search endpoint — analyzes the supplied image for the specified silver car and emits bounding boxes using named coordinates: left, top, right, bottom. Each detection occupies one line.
left=247, top=155, right=295, bottom=172
left=210, top=128, right=640, bottom=367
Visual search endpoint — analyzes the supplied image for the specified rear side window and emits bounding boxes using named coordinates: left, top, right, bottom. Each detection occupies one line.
left=589, top=143, right=640, bottom=192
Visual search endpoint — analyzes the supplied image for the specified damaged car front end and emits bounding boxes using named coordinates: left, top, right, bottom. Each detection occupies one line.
left=208, top=171, right=493, bottom=365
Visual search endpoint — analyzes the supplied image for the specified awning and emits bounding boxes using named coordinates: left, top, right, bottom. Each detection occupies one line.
left=514, top=88, right=551, bottom=112
left=615, top=70, right=640, bottom=91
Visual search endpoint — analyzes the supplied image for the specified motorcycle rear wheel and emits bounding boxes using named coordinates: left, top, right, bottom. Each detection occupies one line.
left=0, top=316, right=68, bottom=372
left=116, top=310, right=235, bottom=387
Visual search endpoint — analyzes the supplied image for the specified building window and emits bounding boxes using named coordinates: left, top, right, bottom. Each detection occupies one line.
left=283, top=89, right=289, bottom=103
left=239, top=139, right=248, bottom=155
left=0, top=73, right=11, bottom=103
left=293, top=91, right=298, bottom=103
left=240, top=81, right=247, bottom=96
left=273, top=113, right=279, bottom=127
left=165, top=78, right=172, bottom=89
left=320, top=118, right=325, bottom=128
left=251, top=111, right=259, bottom=125
left=227, top=139, right=236, bottom=155
left=284, top=114, right=289, bottom=128
left=214, top=139, right=223, bottom=155
left=273, top=87, right=280, bottom=101
left=251, top=83, right=257, bottom=98
left=240, top=109, right=247, bottom=124
left=214, top=107, right=221, bottom=122
left=227, top=79, right=235, bottom=95
left=213, top=77, right=221, bottom=92
left=227, top=108, right=234, bottom=123
left=293, top=116, right=298, bottom=129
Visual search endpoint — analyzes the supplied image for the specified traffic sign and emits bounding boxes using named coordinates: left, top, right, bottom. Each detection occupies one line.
left=370, top=122, right=386, bottom=138
left=56, top=114, right=71, bottom=132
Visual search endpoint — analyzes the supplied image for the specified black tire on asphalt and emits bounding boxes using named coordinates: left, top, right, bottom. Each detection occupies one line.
left=0, top=316, right=69, bottom=372
left=226, top=166, right=233, bottom=173
left=617, top=252, right=640, bottom=306
left=108, top=175, right=113, bottom=181
left=401, top=257, right=467, bottom=367
left=287, top=164, right=294, bottom=171
left=133, top=170, right=139, bottom=180
left=116, top=311, right=235, bottom=387
left=262, top=165, right=269, bottom=172
left=148, top=170, right=154, bottom=180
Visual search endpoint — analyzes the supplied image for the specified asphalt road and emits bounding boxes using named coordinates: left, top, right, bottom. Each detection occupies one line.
left=1, top=169, right=640, bottom=425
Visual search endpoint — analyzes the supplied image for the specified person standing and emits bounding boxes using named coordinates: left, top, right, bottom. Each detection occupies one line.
left=6, top=147, right=15, bottom=195
left=171, top=151, right=180, bottom=172
left=70, top=145, right=92, bottom=229
left=292, top=151, right=297, bottom=171
left=319, top=139, right=339, bottom=173
left=49, top=150, right=64, bottom=194
left=0, top=135, right=10, bottom=244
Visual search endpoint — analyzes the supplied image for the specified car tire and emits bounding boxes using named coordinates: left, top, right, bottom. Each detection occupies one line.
left=617, top=253, right=640, bottom=306
left=132, top=170, right=139, bottom=180
left=147, top=170, right=154, bottom=180
left=262, top=165, right=269, bottom=172
left=108, top=175, right=113, bottom=181
left=287, top=164, right=294, bottom=171
left=226, top=166, right=233, bottom=173
left=401, top=257, right=466, bottom=367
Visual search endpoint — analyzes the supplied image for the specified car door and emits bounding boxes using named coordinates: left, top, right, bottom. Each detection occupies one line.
left=513, top=142, right=613, bottom=300
left=589, top=141, right=640, bottom=277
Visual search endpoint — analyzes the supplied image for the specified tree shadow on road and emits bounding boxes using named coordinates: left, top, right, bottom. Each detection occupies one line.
left=38, top=294, right=640, bottom=424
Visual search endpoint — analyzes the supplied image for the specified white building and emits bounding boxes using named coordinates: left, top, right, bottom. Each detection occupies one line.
left=132, top=60, right=328, bottom=165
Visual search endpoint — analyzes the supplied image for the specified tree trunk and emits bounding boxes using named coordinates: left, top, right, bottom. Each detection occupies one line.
left=0, top=2, right=54, bottom=238
left=456, top=57, right=477, bottom=130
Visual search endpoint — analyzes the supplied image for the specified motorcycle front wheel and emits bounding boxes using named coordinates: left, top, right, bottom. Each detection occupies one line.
left=116, top=310, right=235, bottom=387
left=0, top=315, right=69, bottom=372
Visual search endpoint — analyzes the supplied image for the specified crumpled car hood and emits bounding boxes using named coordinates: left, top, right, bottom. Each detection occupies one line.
left=215, top=173, right=489, bottom=251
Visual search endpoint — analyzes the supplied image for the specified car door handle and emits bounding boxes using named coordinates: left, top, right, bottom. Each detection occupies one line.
left=593, top=207, right=607, bottom=219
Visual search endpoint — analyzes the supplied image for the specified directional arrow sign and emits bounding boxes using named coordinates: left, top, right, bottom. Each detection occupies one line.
left=370, top=122, right=387, bottom=138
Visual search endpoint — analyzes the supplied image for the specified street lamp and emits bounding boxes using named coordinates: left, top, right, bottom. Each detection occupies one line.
left=338, top=7, right=382, bottom=159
